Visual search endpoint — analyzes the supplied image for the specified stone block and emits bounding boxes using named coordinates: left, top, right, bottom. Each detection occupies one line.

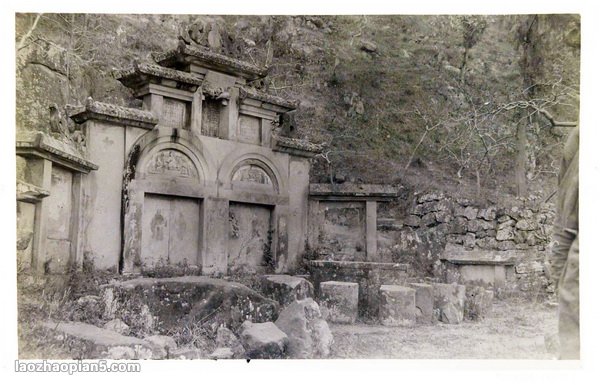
left=319, top=281, right=359, bottom=324
left=275, top=298, right=333, bottom=358
left=260, top=274, right=314, bottom=306
left=432, top=283, right=466, bottom=324
left=408, top=283, right=434, bottom=324
left=239, top=321, right=288, bottom=359
left=378, top=285, right=416, bottom=327
left=215, top=326, right=245, bottom=358
left=464, top=286, right=494, bottom=321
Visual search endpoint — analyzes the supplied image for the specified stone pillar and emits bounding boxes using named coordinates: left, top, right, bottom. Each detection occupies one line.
left=287, top=158, right=310, bottom=272
left=274, top=205, right=289, bottom=273
left=190, top=87, right=203, bottom=137
left=202, top=197, right=229, bottom=275
left=220, top=87, right=239, bottom=141
left=143, top=94, right=164, bottom=120
left=365, top=200, right=377, bottom=260
left=31, top=158, right=52, bottom=274
left=69, top=173, right=85, bottom=269
left=84, top=121, right=126, bottom=270
left=261, top=118, right=272, bottom=146
left=307, top=199, right=321, bottom=250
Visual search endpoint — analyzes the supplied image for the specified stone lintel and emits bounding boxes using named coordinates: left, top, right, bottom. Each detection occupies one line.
left=440, top=244, right=518, bottom=266
left=153, top=42, right=269, bottom=81
left=69, top=98, right=158, bottom=130
left=16, top=132, right=98, bottom=173
left=116, top=62, right=204, bottom=93
left=306, top=260, right=409, bottom=272
left=309, top=183, right=399, bottom=200
left=134, top=83, right=195, bottom=102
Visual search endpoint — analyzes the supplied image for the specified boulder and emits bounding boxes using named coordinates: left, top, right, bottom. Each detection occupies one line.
left=209, top=347, right=234, bottom=359
left=215, top=326, right=245, bottom=358
left=463, top=206, right=479, bottom=220
left=496, top=227, right=514, bottom=241
left=477, top=207, right=497, bottom=221
left=144, top=335, right=178, bottom=357
left=260, top=275, right=314, bottom=306
left=379, top=285, right=416, bottom=327
left=360, top=40, right=377, bottom=53
left=421, top=213, right=437, bottom=227
left=275, top=298, right=333, bottom=358
left=432, top=283, right=466, bottom=324
left=467, top=219, right=495, bottom=232
left=102, top=276, right=279, bottom=334
left=42, top=321, right=158, bottom=359
left=464, top=286, right=494, bottom=321
left=103, top=319, right=130, bottom=335
left=239, top=321, right=288, bottom=359
left=319, top=281, right=359, bottom=324
left=409, top=283, right=434, bottom=324
left=516, top=219, right=537, bottom=231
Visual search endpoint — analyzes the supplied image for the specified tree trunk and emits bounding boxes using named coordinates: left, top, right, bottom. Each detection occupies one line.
left=516, top=119, right=528, bottom=197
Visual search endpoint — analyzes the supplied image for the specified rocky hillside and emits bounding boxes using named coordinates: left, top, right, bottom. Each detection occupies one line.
left=15, top=14, right=580, bottom=203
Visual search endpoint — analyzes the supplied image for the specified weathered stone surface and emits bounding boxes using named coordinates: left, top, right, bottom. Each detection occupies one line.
left=463, top=206, right=479, bottom=220
left=379, top=285, right=416, bottom=327
left=498, top=219, right=516, bottom=230
left=42, top=321, right=158, bottom=359
left=103, top=276, right=280, bottom=334
left=319, top=281, right=359, bottom=324
left=515, top=219, right=537, bottom=231
left=434, top=210, right=452, bottom=223
left=144, top=335, right=178, bottom=357
left=215, top=326, right=245, bottom=358
left=418, top=192, right=444, bottom=203
left=209, top=347, right=234, bottom=359
left=497, top=215, right=512, bottom=223
left=421, top=212, right=437, bottom=227
left=275, top=298, right=333, bottom=358
left=239, top=321, right=288, bottom=359
left=360, top=40, right=378, bottom=53
left=477, top=207, right=497, bottom=221
left=467, top=219, right=495, bottom=232
left=447, top=217, right=468, bottom=234
left=260, top=275, right=314, bottom=306
left=496, top=226, right=514, bottom=241
left=464, top=286, right=494, bottom=321
left=404, top=215, right=421, bottom=228
left=408, top=283, right=434, bottom=324
left=171, top=347, right=207, bottom=360
left=103, top=319, right=130, bottom=335
left=432, top=283, right=466, bottom=324
left=497, top=240, right=516, bottom=250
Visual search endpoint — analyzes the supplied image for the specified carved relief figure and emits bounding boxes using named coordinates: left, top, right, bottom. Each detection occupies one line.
left=147, top=150, right=199, bottom=179
left=232, top=164, right=273, bottom=187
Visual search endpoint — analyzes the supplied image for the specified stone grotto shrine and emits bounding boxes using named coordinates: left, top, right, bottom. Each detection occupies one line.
left=16, top=35, right=325, bottom=277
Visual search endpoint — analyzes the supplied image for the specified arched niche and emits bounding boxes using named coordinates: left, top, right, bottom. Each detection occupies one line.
left=230, top=159, right=279, bottom=193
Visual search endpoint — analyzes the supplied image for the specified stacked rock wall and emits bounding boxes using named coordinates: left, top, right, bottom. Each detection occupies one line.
left=376, top=191, right=555, bottom=295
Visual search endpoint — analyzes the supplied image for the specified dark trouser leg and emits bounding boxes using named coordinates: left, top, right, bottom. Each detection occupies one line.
left=558, top=235, right=579, bottom=359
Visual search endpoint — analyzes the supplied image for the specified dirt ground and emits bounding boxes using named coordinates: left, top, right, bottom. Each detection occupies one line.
left=330, top=297, right=559, bottom=359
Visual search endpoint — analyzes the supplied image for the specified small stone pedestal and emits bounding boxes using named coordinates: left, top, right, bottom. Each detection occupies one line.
left=319, top=281, right=359, bottom=324
left=464, top=286, right=494, bottom=321
left=378, top=285, right=416, bottom=327
left=408, top=283, right=434, bottom=324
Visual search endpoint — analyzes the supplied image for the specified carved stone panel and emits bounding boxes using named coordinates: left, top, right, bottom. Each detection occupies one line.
left=228, top=202, right=272, bottom=274
left=238, top=114, right=261, bottom=145
left=320, top=201, right=367, bottom=261
left=201, top=99, right=221, bottom=137
left=146, top=149, right=199, bottom=179
left=232, top=164, right=274, bottom=189
left=161, top=98, right=189, bottom=129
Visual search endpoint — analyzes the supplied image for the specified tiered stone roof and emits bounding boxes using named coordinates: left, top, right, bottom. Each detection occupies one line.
left=240, top=87, right=299, bottom=110
left=152, top=42, right=268, bottom=80
left=69, top=97, right=158, bottom=129
left=273, top=134, right=324, bottom=158
left=115, top=62, right=204, bottom=89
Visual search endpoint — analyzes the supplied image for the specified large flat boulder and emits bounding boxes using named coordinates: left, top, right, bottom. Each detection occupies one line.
left=260, top=275, right=314, bottom=306
left=42, top=321, right=161, bottom=359
left=101, top=276, right=280, bottom=335
left=275, top=298, right=333, bottom=358
left=239, top=321, right=288, bottom=359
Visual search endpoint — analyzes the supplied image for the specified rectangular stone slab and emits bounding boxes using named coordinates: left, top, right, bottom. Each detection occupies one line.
left=319, top=281, right=359, bottom=324
left=408, top=283, right=434, bottom=324
left=378, top=285, right=416, bottom=327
